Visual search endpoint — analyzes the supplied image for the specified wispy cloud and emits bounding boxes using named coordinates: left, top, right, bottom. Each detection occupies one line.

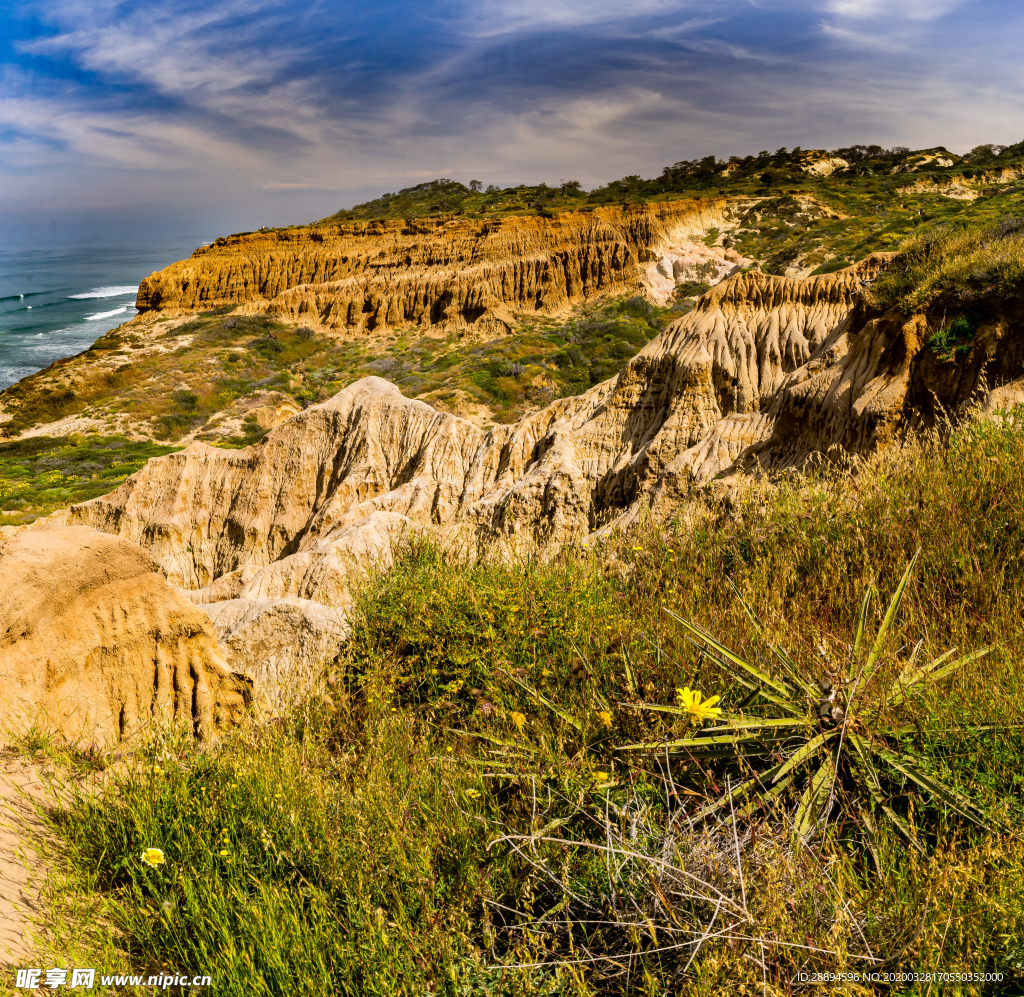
left=1, top=0, right=1021, bottom=244
left=822, top=0, right=968, bottom=20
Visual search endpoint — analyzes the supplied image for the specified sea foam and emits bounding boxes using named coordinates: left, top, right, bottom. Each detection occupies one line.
left=85, top=305, right=131, bottom=321
left=68, top=285, right=138, bottom=300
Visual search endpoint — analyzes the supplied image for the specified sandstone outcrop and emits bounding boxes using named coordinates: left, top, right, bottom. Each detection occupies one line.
left=42, top=255, right=1023, bottom=723
left=0, top=526, right=251, bottom=745
left=198, top=598, right=348, bottom=711
left=70, top=255, right=1017, bottom=621
left=895, top=179, right=978, bottom=201
left=135, top=201, right=755, bottom=334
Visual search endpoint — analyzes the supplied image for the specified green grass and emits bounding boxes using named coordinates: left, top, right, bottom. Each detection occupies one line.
left=0, top=295, right=671, bottom=444
left=0, top=435, right=181, bottom=525
left=873, top=217, right=1024, bottom=311
left=33, top=407, right=1024, bottom=994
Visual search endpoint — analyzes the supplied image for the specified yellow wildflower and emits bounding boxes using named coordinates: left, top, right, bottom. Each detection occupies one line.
left=219, top=849, right=229, bottom=857
left=465, top=789, right=481, bottom=800
left=511, top=711, right=526, bottom=733
left=597, top=710, right=613, bottom=729
left=141, top=848, right=165, bottom=867
left=675, top=686, right=723, bottom=722
left=595, top=772, right=609, bottom=782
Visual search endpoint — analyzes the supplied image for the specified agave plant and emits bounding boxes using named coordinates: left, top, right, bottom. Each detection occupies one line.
left=618, top=551, right=995, bottom=866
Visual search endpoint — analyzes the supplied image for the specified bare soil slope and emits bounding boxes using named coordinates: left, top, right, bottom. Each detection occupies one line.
left=136, top=200, right=752, bottom=333
left=0, top=526, right=251, bottom=745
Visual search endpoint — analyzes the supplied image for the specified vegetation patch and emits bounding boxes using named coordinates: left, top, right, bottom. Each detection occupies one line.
left=0, top=435, right=181, bottom=526
left=37, top=408, right=1024, bottom=993
left=874, top=217, right=1024, bottom=311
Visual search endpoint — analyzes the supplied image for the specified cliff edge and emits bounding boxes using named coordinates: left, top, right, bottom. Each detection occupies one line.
left=71, top=257, right=1021, bottom=620
left=136, top=200, right=754, bottom=334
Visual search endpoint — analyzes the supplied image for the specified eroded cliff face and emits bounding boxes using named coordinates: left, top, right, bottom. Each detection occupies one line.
left=136, top=200, right=754, bottom=333
left=71, top=254, right=1020, bottom=625
left=0, top=526, right=251, bottom=744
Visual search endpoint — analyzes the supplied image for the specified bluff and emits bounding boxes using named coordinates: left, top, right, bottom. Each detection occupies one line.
left=0, top=526, right=251, bottom=744
left=135, top=201, right=752, bottom=334
left=74, top=258, right=1022, bottom=622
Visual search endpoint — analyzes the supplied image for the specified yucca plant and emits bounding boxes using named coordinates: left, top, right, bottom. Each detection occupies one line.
left=618, top=551, right=995, bottom=867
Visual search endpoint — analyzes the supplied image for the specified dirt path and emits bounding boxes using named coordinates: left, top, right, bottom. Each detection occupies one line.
left=0, top=756, right=52, bottom=966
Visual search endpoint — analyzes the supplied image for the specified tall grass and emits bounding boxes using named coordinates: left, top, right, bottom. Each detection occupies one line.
left=36, top=408, right=1024, bottom=994
left=874, top=216, right=1024, bottom=311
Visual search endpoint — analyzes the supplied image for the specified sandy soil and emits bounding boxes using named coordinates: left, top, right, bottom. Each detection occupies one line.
left=0, top=755, right=52, bottom=966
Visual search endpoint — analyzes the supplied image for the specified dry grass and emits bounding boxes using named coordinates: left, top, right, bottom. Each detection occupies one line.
left=874, top=217, right=1024, bottom=311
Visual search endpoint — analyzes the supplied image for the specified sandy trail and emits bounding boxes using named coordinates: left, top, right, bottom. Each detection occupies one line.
left=0, top=755, right=52, bottom=966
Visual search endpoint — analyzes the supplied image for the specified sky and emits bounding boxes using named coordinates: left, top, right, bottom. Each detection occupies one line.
left=1, top=0, right=1022, bottom=247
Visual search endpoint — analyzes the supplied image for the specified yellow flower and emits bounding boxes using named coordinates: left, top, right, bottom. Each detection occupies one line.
left=219, top=849, right=229, bottom=857
left=141, top=848, right=165, bottom=867
left=597, top=710, right=613, bottom=729
left=465, top=789, right=480, bottom=799
left=595, top=772, right=609, bottom=782
left=675, top=686, right=723, bottom=722
left=541, top=668, right=553, bottom=678
left=632, top=546, right=643, bottom=551
left=511, top=711, right=526, bottom=733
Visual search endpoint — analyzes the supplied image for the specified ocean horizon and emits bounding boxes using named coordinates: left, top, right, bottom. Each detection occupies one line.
left=0, top=240, right=207, bottom=392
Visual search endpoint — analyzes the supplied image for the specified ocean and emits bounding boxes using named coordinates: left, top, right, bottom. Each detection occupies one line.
left=0, top=240, right=205, bottom=391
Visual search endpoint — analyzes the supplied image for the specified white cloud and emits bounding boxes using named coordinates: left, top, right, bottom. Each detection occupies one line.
left=3, top=0, right=1022, bottom=243
left=466, top=0, right=694, bottom=35
left=822, top=0, right=967, bottom=19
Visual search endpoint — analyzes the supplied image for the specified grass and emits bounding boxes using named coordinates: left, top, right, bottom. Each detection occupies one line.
left=29, top=406, right=1024, bottom=994
left=873, top=217, right=1024, bottom=311
left=0, top=435, right=181, bottom=526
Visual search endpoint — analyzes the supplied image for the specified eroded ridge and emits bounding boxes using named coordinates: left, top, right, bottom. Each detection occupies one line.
left=73, top=259, right=925, bottom=608
left=136, top=200, right=753, bottom=334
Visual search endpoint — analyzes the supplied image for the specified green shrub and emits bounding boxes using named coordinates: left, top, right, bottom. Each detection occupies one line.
left=810, top=257, right=851, bottom=276
left=927, top=315, right=976, bottom=361
left=171, top=390, right=199, bottom=412
left=873, top=217, right=1024, bottom=310
left=0, top=435, right=180, bottom=525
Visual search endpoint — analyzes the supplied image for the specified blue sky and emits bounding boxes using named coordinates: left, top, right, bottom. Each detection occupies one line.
left=1, top=0, right=1022, bottom=245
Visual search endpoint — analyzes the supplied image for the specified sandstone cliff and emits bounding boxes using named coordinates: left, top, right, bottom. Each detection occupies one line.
left=70, top=257, right=1020, bottom=631
left=136, top=201, right=754, bottom=334
left=0, top=526, right=251, bottom=745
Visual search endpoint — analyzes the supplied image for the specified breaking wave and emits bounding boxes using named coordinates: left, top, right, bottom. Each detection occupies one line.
left=84, top=305, right=131, bottom=321
left=68, top=285, right=138, bottom=300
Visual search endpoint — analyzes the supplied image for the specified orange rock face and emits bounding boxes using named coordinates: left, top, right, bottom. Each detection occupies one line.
left=136, top=200, right=747, bottom=333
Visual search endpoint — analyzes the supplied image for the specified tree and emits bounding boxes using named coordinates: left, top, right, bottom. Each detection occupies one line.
left=559, top=179, right=582, bottom=200
left=469, top=180, right=482, bottom=192
left=485, top=184, right=500, bottom=193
